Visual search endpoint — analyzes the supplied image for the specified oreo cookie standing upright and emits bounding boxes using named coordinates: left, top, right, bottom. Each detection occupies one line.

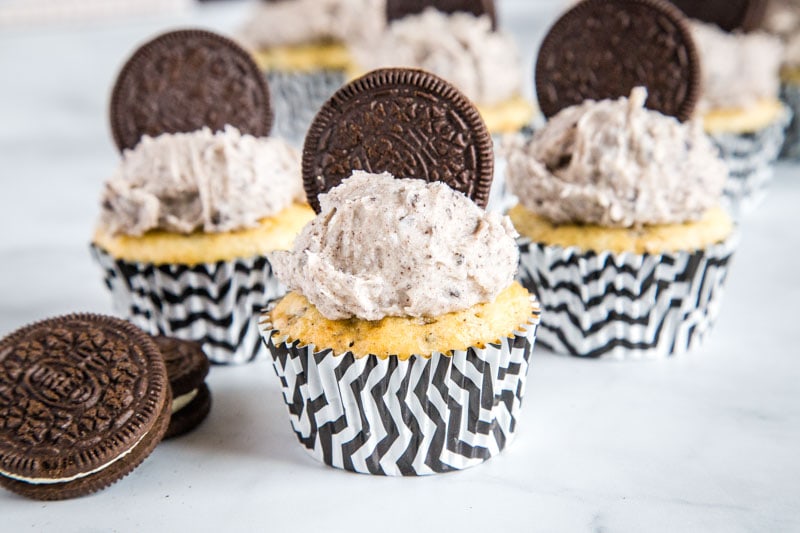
left=303, top=67, right=494, bottom=212
left=92, top=29, right=316, bottom=365
left=0, top=314, right=171, bottom=500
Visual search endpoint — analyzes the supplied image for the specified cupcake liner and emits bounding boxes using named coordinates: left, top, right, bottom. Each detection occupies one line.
left=91, top=244, right=285, bottom=364
left=259, top=298, right=541, bottom=475
left=779, top=82, right=800, bottom=160
left=266, top=69, right=346, bottom=146
left=708, top=111, right=789, bottom=217
left=516, top=235, right=737, bottom=360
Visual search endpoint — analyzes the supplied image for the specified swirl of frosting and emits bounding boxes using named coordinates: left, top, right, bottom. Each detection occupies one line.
left=506, top=88, right=727, bottom=228
left=100, top=126, right=304, bottom=236
left=691, top=21, right=784, bottom=111
left=269, top=171, right=519, bottom=321
left=350, top=8, right=523, bottom=106
left=238, top=0, right=385, bottom=50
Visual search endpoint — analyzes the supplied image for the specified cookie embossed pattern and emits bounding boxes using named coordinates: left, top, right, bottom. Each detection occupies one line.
left=535, top=0, right=700, bottom=122
left=302, top=68, right=494, bottom=212
left=110, top=29, right=272, bottom=152
left=0, top=314, right=171, bottom=500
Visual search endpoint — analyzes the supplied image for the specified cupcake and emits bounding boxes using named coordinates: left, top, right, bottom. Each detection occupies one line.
left=260, top=68, right=540, bottom=475
left=347, top=1, right=536, bottom=211
left=91, top=29, right=315, bottom=364
left=689, top=19, right=789, bottom=215
left=507, top=88, right=736, bottom=359
left=522, top=0, right=737, bottom=359
left=761, top=0, right=800, bottom=158
left=237, top=0, right=385, bottom=145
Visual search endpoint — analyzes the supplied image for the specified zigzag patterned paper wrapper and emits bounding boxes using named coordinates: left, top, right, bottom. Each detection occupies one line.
left=91, top=244, right=284, bottom=364
left=516, top=235, right=737, bottom=360
left=709, top=110, right=789, bottom=218
left=266, top=70, right=346, bottom=146
left=779, top=83, right=800, bottom=160
left=258, top=298, right=541, bottom=475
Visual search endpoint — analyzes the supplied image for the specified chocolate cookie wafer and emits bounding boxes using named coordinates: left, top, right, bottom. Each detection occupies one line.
left=0, top=314, right=170, bottom=500
left=668, top=0, right=767, bottom=32
left=151, top=336, right=212, bottom=439
left=386, top=0, right=497, bottom=30
left=110, top=29, right=272, bottom=152
left=535, top=0, right=700, bottom=122
left=302, top=67, right=494, bottom=212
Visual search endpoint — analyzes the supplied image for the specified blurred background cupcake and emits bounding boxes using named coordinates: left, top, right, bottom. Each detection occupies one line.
left=513, top=0, right=738, bottom=359
left=260, top=68, right=540, bottom=474
left=507, top=88, right=736, bottom=359
left=761, top=0, right=800, bottom=159
left=347, top=0, right=536, bottom=211
left=91, top=29, right=315, bottom=364
left=665, top=0, right=790, bottom=217
left=688, top=19, right=789, bottom=216
left=237, top=0, right=385, bottom=145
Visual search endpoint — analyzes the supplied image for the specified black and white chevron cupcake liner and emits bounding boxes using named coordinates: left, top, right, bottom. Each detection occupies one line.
left=259, top=299, right=541, bottom=475
left=516, top=235, right=737, bottom=360
left=266, top=69, right=346, bottom=146
left=779, top=83, right=800, bottom=160
left=91, top=244, right=284, bottom=364
left=709, top=111, right=789, bottom=217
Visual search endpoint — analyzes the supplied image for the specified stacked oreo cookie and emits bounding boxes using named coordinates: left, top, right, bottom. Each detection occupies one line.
left=0, top=314, right=211, bottom=500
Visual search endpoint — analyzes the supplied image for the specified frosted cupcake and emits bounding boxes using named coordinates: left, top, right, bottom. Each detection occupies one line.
left=260, top=172, right=540, bottom=474
left=690, top=20, right=789, bottom=215
left=92, top=30, right=315, bottom=364
left=260, top=67, right=539, bottom=474
left=507, top=88, right=736, bottom=359
left=237, top=0, right=385, bottom=145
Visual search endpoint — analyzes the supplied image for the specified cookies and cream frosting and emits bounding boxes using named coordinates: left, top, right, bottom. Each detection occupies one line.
left=691, top=21, right=784, bottom=111
left=506, top=87, right=727, bottom=228
left=100, top=126, right=304, bottom=236
left=269, top=171, right=519, bottom=321
left=350, top=8, right=523, bottom=106
left=238, top=0, right=385, bottom=50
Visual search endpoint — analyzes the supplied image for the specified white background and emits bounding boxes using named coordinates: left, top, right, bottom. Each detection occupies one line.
left=0, top=1, right=799, bottom=531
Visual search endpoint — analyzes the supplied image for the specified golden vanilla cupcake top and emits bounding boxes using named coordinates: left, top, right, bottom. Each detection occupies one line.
left=269, top=171, right=519, bottom=321
left=506, top=88, right=728, bottom=228
left=237, top=0, right=385, bottom=50
left=690, top=20, right=784, bottom=111
left=100, top=126, right=305, bottom=237
left=350, top=8, right=523, bottom=107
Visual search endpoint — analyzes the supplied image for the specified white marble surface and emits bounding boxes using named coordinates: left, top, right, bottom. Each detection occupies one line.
left=1, top=1, right=800, bottom=531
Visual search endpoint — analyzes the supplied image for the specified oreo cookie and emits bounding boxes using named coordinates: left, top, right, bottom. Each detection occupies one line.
left=386, top=0, right=497, bottom=30
left=0, top=314, right=170, bottom=500
left=151, top=336, right=211, bottom=439
left=535, top=0, right=700, bottom=122
left=668, top=0, right=767, bottom=32
left=110, top=29, right=272, bottom=152
left=302, top=68, right=494, bottom=212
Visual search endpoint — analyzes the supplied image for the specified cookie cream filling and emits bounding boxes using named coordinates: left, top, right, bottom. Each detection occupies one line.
left=506, top=87, right=727, bottom=228
left=0, top=432, right=148, bottom=485
left=172, top=389, right=198, bottom=413
left=100, top=125, right=304, bottom=237
left=691, top=21, right=784, bottom=111
left=350, top=8, right=523, bottom=106
left=238, top=0, right=384, bottom=50
left=269, top=171, right=519, bottom=321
